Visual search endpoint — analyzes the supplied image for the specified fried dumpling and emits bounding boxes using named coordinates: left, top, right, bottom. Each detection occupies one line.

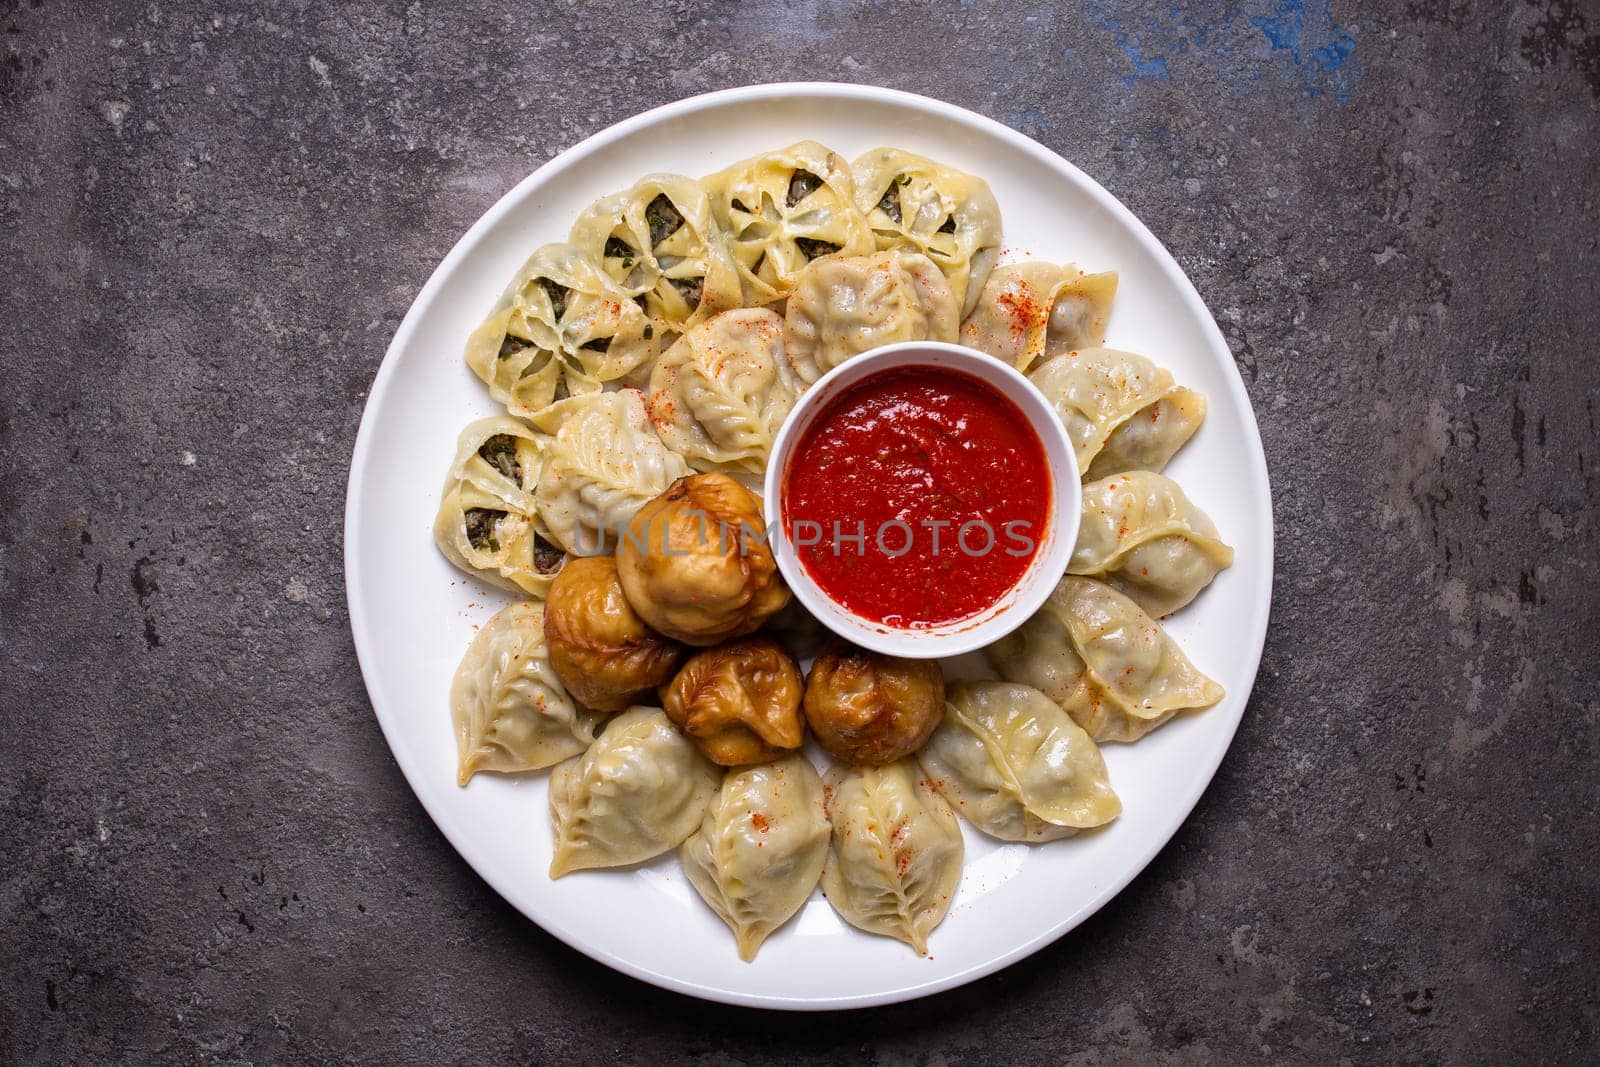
left=661, top=636, right=806, bottom=766
left=1072, top=471, right=1234, bottom=617
left=543, top=554, right=685, bottom=711
left=680, top=755, right=830, bottom=961
left=569, top=173, right=743, bottom=337
left=960, top=262, right=1118, bottom=373
left=1026, top=347, right=1203, bottom=477
left=802, top=643, right=945, bottom=766
left=548, top=706, right=719, bottom=876
left=820, top=760, right=963, bottom=956
left=783, top=250, right=959, bottom=389
left=433, top=416, right=568, bottom=597
left=647, top=308, right=795, bottom=474
left=852, top=147, right=1002, bottom=317
left=985, top=576, right=1224, bottom=743
left=465, top=243, right=659, bottom=418
left=705, top=140, right=876, bottom=303
left=917, top=681, right=1120, bottom=842
left=451, top=602, right=599, bottom=786
left=615, top=473, right=789, bottom=646
left=529, top=390, right=690, bottom=555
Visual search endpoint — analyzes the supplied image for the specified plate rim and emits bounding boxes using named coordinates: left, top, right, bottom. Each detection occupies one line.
left=343, top=81, right=1275, bottom=1010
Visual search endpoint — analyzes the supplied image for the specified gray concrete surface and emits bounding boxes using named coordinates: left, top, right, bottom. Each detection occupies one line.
left=3, top=0, right=1597, bottom=1062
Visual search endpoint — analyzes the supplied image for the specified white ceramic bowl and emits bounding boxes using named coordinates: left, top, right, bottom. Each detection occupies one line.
left=763, top=342, right=1080, bottom=658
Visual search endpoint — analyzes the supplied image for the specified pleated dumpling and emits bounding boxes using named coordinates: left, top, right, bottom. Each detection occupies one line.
left=852, top=147, right=1002, bottom=317
left=705, top=140, right=876, bottom=303
left=530, top=390, right=690, bottom=555
left=960, top=262, right=1118, bottom=373
left=917, top=681, right=1120, bottom=842
left=464, top=243, right=659, bottom=418
left=433, top=416, right=568, bottom=597
left=1072, top=471, right=1234, bottom=617
left=1026, top=347, right=1204, bottom=477
left=985, top=576, right=1224, bottom=743
left=820, top=760, right=963, bottom=956
left=680, top=755, right=830, bottom=961
left=647, top=308, right=796, bottom=473
left=783, top=250, right=959, bottom=388
left=569, top=174, right=743, bottom=336
left=548, top=706, right=719, bottom=876
left=451, top=602, right=600, bottom=786
left=1086, top=387, right=1208, bottom=481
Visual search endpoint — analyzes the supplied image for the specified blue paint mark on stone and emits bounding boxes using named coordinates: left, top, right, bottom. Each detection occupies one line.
left=1250, top=0, right=1360, bottom=102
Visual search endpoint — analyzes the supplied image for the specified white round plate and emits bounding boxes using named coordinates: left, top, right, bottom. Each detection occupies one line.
left=345, top=83, right=1273, bottom=1010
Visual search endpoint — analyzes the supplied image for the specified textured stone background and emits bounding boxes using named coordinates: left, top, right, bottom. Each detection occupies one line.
left=3, top=0, right=1597, bottom=1062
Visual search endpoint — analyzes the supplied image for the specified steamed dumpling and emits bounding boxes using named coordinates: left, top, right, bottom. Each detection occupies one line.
left=960, top=262, right=1118, bottom=373
left=1087, top=387, right=1208, bottom=481
left=530, top=390, right=690, bottom=555
left=1072, top=471, right=1234, bottom=617
left=464, top=243, right=660, bottom=417
left=783, top=250, right=959, bottom=388
left=647, top=308, right=796, bottom=473
left=820, top=760, right=963, bottom=956
left=705, top=140, right=876, bottom=303
left=548, top=706, right=719, bottom=876
left=1026, top=347, right=1204, bottom=477
left=917, top=681, right=1120, bottom=842
left=985, top=576, right=1224, bottom=742
left=569, top=173, right=742, bottom=336
left=852, top=147, right=1002, bottom=317
left=680, top=755, right=830, bottom=961
left=451, top=602, right=599, bottom=785
left=433, top=416, right=568, bottom=597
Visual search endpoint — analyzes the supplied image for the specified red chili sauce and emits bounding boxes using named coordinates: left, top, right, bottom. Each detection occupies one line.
left=782, top=367, right=1051, bottom=629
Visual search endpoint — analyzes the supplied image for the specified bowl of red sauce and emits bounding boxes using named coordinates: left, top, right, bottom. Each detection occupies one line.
left=764, top=342, right=1080, bottom=658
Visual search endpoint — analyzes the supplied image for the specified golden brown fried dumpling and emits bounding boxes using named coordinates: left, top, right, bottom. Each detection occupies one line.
left=569, top=173, right=743, bottom=337
left=820, top=760, right=964, bottom=956
left=852, top=147, right=1002, bottom=317
left=615, top=473, right=789, bottom=645
left=451, top=602, right=600, bottom=785
left=705, top=140, right=876, bottom=303
left=960, top=262, right=1118, bottom=374
left=680, top=755, right=829, bottom=960
left=542, top=554, right=685, bottom=711
left=802, top=644, right=944, bottom=765
left=661, top=635, right=806, bottom=766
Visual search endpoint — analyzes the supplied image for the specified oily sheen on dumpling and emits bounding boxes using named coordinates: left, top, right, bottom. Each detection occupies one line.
left=1026, top=347, right=1204, bottom=477
left=985, top=576, right=1224, bottom=743
left=820, top=760, right=963, bottom=956
left=917, top=681, right=1120, bottom=842
left=569, top=173, right=742, bottom=336
left=647, top=308, right=795, bottom=473
left=960, top=262, right=1118, bottom=373
left=705, top=140, right=876, bottom=302
left=464, top=243, right=659, bottom=417
left=432, top=416, right=567, bottom=597
left=450, top=602, right=599, bottom=786
left=680, top=755, right=830, bottom=961
left=783, top=250, right=959, bottom=388
left=1073, top=471, right=1234, bottom=617
left=852, top=147, right=1002, bottom=317
left=1087, top=387, right=1208, bottom=481
left=529, top=390, right=690, bottom=555
left=548, top=706, right=719, bottom=877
